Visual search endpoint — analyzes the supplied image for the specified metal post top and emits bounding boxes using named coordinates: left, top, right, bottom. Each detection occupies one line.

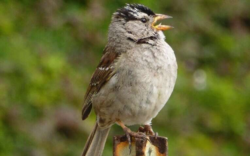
left=113, top=135, right=168, bottom=156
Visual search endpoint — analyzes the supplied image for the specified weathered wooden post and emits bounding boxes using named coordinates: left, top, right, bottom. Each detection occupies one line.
left=113, top=135, right=168, bottom=156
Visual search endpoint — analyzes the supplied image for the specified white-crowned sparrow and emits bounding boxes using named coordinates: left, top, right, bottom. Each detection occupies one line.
left=82, top=4, right=177, bottom=156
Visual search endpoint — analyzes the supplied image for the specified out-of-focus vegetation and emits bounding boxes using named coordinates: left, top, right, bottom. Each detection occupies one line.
left=0, top=0, right=250, bottom=155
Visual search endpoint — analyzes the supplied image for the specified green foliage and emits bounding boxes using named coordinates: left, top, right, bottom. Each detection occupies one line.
left=0, top=0, right=249, bottom=155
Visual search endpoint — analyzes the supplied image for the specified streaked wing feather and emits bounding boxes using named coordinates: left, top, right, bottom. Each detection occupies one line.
left=82, top=47, right=120, bottom=120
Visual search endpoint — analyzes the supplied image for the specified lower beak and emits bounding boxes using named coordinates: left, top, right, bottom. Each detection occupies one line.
left=152, top=14, right=173, bottom=31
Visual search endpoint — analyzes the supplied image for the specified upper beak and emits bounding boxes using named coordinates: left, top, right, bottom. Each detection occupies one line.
left=152, top=14, right=173, bottom=31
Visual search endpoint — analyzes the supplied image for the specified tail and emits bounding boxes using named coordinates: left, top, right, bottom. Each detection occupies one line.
left=82, top=122, right=111, bottom=156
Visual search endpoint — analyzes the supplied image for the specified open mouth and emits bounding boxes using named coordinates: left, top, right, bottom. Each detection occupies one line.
left=152, top=14, right=173, bottom=31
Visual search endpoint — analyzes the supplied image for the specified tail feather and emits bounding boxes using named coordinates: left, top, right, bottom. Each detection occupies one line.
left=82, top=123, right=110, bottom=156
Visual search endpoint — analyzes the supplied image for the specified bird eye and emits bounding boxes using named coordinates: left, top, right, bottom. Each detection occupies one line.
left=141, top=18, right=147, bottom=23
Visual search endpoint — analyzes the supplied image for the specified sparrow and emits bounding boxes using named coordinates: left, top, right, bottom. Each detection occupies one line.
left=81, top=4, right=177, bottom=156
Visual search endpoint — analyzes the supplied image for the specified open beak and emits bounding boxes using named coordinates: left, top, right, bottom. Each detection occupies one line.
left=152, top=14, right=173, bottom=31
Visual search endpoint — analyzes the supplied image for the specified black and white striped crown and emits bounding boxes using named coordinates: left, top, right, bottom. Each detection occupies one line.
left=115, top=4, right=155, bottom=20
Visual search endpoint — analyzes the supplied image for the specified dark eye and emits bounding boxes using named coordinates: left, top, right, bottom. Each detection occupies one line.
left=141, top=18, right=147, bottom=23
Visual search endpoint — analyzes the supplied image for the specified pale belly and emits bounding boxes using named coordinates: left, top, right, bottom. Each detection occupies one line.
left=93, top=61, right=176, bottom=127
left=116, top=71, right=175, bottom=126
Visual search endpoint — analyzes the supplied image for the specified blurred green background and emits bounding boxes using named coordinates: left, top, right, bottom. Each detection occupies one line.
left=0, top=0, right=250, bottom=155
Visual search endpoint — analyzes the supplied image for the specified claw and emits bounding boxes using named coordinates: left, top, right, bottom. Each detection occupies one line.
left=116, top=120, right=148, bottom=154
left=124, top=131, right=132, bottom=153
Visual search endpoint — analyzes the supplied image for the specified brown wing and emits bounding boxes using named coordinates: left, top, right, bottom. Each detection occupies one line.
left=82, top=46, right=120, bottom=120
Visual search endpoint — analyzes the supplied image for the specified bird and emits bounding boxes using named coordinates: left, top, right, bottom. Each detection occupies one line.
left=81, top=4, right=177, bottom=156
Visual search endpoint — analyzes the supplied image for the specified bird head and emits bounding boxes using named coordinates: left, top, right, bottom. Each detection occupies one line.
left=108, top=4, right=172, bottom=46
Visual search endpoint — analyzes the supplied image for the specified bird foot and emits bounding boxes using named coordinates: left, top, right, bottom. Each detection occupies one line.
left=138, top=125, right=156, bottom=136
left=124, top=127, right=147, bottom=153
left=116, top=120, right=147, bottom=153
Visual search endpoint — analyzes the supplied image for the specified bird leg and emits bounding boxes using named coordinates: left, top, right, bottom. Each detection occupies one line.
left=138, top=125, right=158, bottom=137
left=116, top=120, right=146, bottom=153
left=144, top=125, right=155, bottom=135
